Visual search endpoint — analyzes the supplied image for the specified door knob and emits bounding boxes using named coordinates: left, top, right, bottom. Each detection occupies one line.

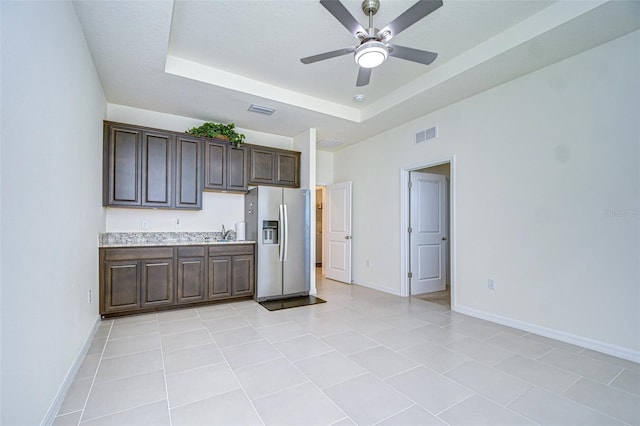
left=345, top=236, right=352, bottom=240
left=442, top=236, right=448, bottom=241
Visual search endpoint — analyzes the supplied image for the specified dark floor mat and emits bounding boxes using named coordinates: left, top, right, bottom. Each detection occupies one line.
left=259, top=295, right=326, bottom=311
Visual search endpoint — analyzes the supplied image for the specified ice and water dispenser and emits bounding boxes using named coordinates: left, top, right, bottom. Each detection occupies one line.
left=262, top=220, right=279, bottom=244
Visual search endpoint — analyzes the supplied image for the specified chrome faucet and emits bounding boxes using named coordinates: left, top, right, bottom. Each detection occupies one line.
left=220, top=224, right=235, bottom=241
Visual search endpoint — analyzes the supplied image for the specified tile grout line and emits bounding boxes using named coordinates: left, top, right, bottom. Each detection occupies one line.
left=607, top=367, right=625, bottom=386
left=76, top=399, right=167, bottom=424
left=216, top=338, right=268, bottom=425
left=262, top=329, right=355, bottom=424
left=159, top=327, right=174, bottom=426
left=556, top=383, right=635, bottom=425
left=76, top=320, right=113, bottom=424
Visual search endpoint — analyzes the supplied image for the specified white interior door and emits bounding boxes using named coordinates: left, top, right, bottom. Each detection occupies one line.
left=325, top=181, right=352, bottom=283
left=410, top=172, right=447, bottom=294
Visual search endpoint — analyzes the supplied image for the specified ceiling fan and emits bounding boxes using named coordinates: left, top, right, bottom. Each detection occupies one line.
left=300, top=0, right=443, bottom=87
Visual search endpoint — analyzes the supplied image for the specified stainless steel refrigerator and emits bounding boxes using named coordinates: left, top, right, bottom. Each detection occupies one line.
left=245, top=187, right=310, bottom=301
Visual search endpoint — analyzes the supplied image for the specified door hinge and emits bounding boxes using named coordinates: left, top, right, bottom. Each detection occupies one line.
left=408, top=272, right=413, bottom=278
left=408, top=227, right=412, bottom=233
left=408, top=181, right=412, bottom=189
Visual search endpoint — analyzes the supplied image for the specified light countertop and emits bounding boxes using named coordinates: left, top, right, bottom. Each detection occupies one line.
left=99, top=232, right=255, bottom=248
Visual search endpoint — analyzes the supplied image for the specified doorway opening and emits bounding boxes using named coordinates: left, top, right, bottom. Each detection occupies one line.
left=400, top=157, right=455, bottom=308
left=315, top=186, right=324, bottom=269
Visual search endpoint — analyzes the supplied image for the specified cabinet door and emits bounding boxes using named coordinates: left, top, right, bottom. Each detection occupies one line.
left=177, top=257, right=206, bottom=303
left=208, top=256, right=232, bottom=299
left=106, top=125, right=141, bottom=206
left=141, top=259, right=174, bottom=307
left=227, top=147, right=248, bottom=191
left=249, top=148, right=276, bottom=185
left=142, top=131, right=173, bottom=207
left=175, top=135, right=203, bottom=209
left=204, top=139, right=227, bottom=190
left=104, top=260, right=140, bottom=313
left=276, top=152, right=300, bottom=187
left=232, top=254, right=254, bottom=296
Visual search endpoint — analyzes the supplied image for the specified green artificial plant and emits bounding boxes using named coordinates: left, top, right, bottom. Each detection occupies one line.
left=186, top=121, right=246, bottom=147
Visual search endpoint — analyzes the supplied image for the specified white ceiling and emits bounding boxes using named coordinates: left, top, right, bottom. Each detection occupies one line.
left=74, top=0, right=640, bottom=150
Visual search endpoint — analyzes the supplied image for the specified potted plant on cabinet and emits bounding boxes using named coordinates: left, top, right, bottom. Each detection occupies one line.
left=186, top=121, right=246, bottom=147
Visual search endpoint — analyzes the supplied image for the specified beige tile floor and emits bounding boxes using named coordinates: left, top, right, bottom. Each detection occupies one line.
left=54, top=272, right=640, bottom=425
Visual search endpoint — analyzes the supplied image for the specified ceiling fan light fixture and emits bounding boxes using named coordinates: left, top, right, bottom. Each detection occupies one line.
left=354, top=40, right=388, bottom=68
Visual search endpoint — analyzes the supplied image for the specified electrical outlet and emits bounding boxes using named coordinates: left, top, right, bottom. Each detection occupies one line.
left=366, top=259, right=370, bottom=267
left=141, top=220, right=149, bottom=229
left=88, top=289, right=92, bottom=303
left=488, top=278, right=496, bottom=290
left=175, top=218, right=181, bottom=229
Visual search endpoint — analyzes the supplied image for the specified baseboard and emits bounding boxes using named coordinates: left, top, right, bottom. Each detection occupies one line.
left=351, top=280, right=403, bottom=297
left=41, top=317, right=102, bottom=425
left=454, top=304, right=640, bottom=363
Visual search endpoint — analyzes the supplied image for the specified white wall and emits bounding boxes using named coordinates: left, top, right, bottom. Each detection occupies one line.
left=334, top=31, right=640, bottom=358
left=0, top=2, right=106, bottom=424
left=316, top=150, right=334, bottom=185
left=105, top=104, right=294, bottom=232
left=105, top=193, right=246, bottom=233
left=293, top=128, right=317, bottom=295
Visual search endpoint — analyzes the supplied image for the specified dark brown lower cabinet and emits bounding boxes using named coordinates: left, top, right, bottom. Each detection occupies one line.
left=102, top=247, right=175, bottom=314
left=208, top=256, right=232, bottom=300
left=208, top=245, right=255, bottom=300
left=232, top=254, right=254, bottom=296
left=103, top=260, right=140, bottom=314
left=141, top=259, right=174, bottom=307
left=177, top=246, right=206, bottom=304
left=100, top=244, right=255, bottom=317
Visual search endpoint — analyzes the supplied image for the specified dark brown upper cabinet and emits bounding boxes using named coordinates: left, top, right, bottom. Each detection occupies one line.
left=103, top=122, right=202, bottom=210
left=175, top=134, right=203, bottom=210
left=204, top=139, right=248, bottom=193
left=227, top=146, right=248, bottom=191
left=141, top=130, right=173, bottom=208
left=248, top=146, right=300, bottom=188
left=104, top=122, right=301, bottom=210
left=204, top=139, right=227, bottom=190
left=104, top=124, right=142, bottom=207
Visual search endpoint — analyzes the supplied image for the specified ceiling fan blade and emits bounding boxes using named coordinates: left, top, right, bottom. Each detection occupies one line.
left=320, top=0, right=366, bottom=37
left=356, top=67, right=371, bottom=87
left=378, top=0, right=443, bottom=41
left=300, top=47, right=355, bottom=64
left=388, top=44, right=438, bottom=65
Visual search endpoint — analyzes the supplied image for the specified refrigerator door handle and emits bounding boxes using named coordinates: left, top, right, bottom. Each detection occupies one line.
left=278, top=204, right=284, bottom=261
left=283, top=204, right=289, bottom=261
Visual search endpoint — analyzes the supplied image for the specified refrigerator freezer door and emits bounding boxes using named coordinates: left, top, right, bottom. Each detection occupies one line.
left=282, top=189, right=310, bottom=296
left=256, top=187, right=284, bottom=300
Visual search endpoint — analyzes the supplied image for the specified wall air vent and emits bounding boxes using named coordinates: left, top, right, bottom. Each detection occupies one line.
left=415, top=126, right=438, bottom=144
left=248, top=104, right=276, bottom=116
left=317, top=139, right=343, bottom=148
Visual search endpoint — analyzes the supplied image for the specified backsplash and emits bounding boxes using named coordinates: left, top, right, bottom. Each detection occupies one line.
left=98, top=231, right=236, bottom=247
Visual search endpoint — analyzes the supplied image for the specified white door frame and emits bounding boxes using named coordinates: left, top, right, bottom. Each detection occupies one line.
left=400, top=156, right=456, bottom=308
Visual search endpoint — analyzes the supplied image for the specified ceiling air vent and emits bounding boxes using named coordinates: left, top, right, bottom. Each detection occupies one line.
left=248, top=104, right=275, bottom=116
left=415, top=126, right=438, bottom=144
left=318, top=139, right=343, bottom=148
